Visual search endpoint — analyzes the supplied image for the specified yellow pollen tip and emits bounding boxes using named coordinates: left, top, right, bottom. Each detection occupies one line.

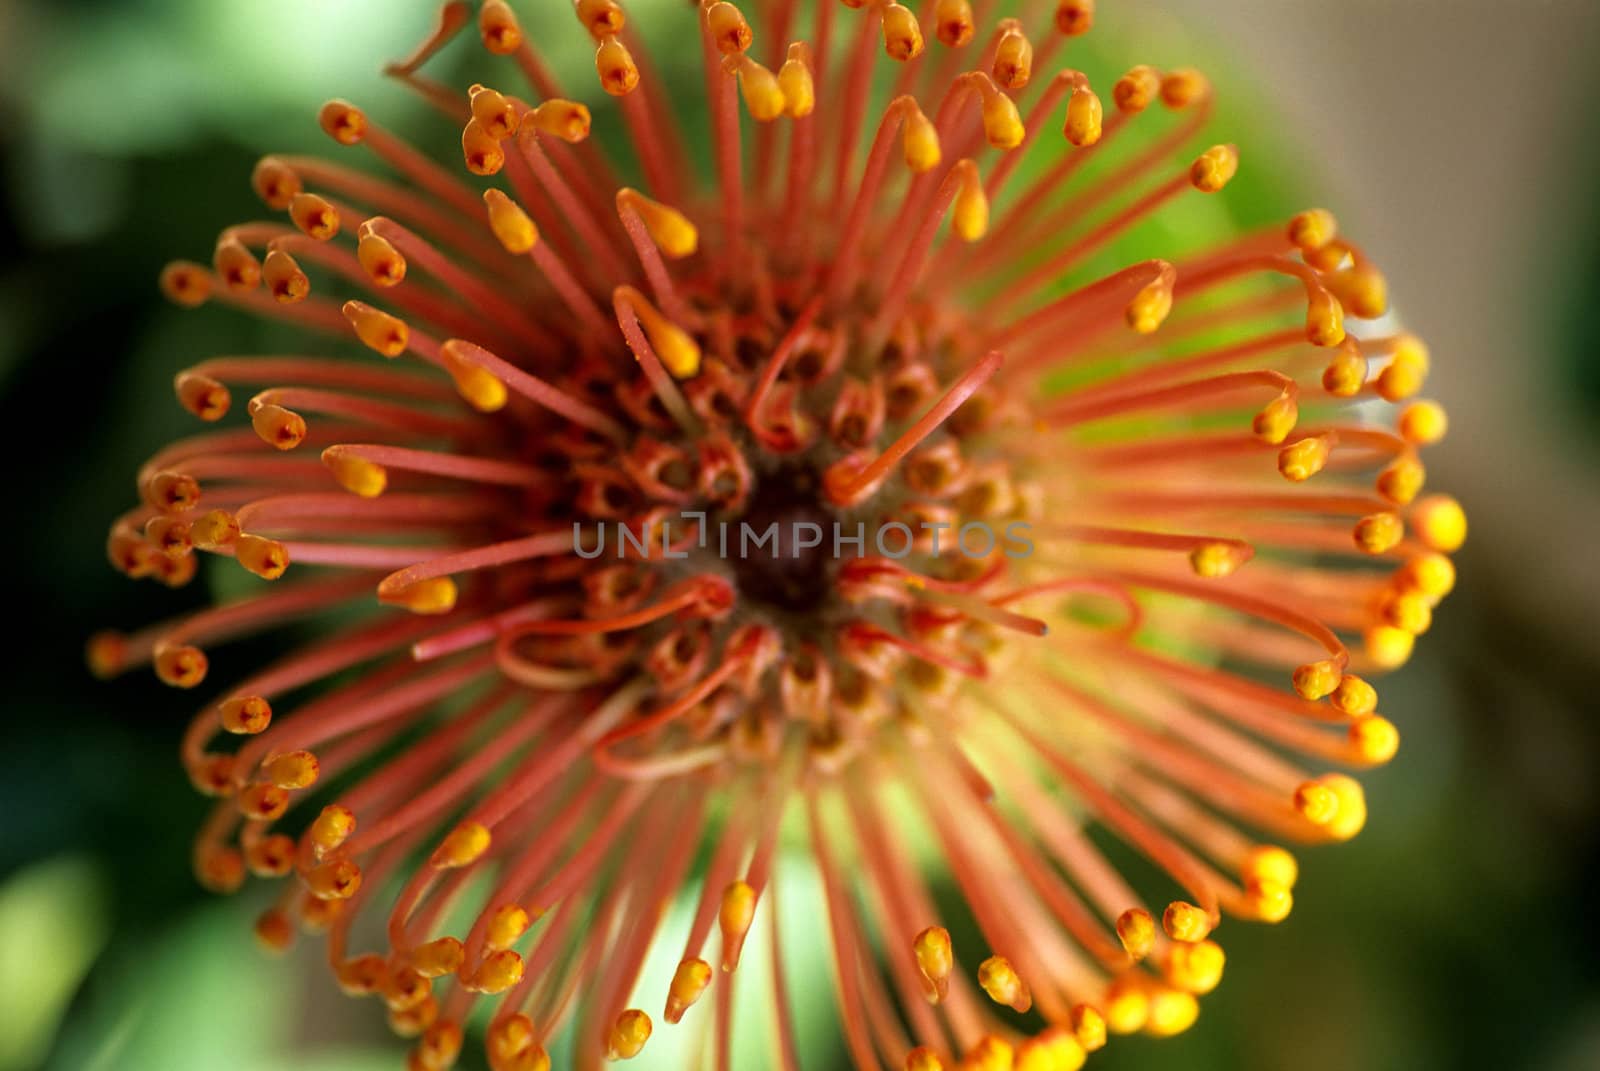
left=478, top=0, right=523, bottom=53
left=1278, top=435, right=1331, bottom=481
left=1251, top=392, right=1298, bottom=444
left=254, top=907, right=295, bottom=953
left=665, top=957, right=713, bottom=1024
left=963, top=1035, right=1014, bottom=1071
left=1400, top=551, right=1456, bottom=600
left=354, top=231, right=405, bottom=287
left=264, top=749, right=319, bottom=790
left=1292, top=658, right=1341, bottom=700
left=1304, top=289, right=1345, bottom=346
left=1411, top=494, right=1466, bottom=552
left=462, top=117, right=506, bottom=175
left=441, top=339, right=510, bottom=412
left=595, top=34, right=639, bottom=96
left=1247, top=879, right=1294, bottom=923
left=262, top=249, right=309, bottom=303
left=251, top=157, right=302, bottom=209
left=412, top=937, right=465, bottom=979
left=621, top=287, right=701, bottom=378
left=1115, top=907, right=1155, bottom=960
left=415, top=1021, right=463, bottom=1071
left=155, top=644, right=208, bottom=689
left=1243, top=845, right=1299, bottom=889
left=213, top=238, right=260, bottom=291
left=289, top=192, right=340, bottom=240
left=342, top=300, right=409, bottom=357
left=1018, top=1028, right=1086, bottom=1071
left=239, top=783, right=291, bottom=824
left=1064, top=88, right=1104, bottom=147
left=1398, top=400, right=1448, bottom=445
left=381, top=577, right=460, bottom=616
left=236, top=534, right=289, bottom=580
left=1354, top=511, right=1405, bottom=555
left=486, top=903, right=531, bottom=951
left=219, top=695, right=271, bottom=734
left=1320, top=774, right=1368, bottom=840
left=607, top=1009, right=652, bottom=1060
left=1379, top=587, right=1433, bottom=634
left=902, top=104, right=942, bottom=173
left=469, top=84, right=519, bottom=139
left=323, top=448, right=389, bottom=498
left=306, top=858, right=363, bottom=900
left=913, top=925, right=953, bottom=1002
left=953, top=161, right=988, bottom=242
left=1162, top=900, right=1212, bottom=942
left=1365, top=624, right=1416, bottom=669
left=724, top=53, right=786, bottom=122
left=1159, top=68, right=1210, bottom=108
left=1288, top=208, right=1338, bottom=252
left=334, top=954, right=386, bottom=996
left=1125, top=275, right=1173, bottom=333
left=1328, top=264, right=1389, bottom=318
left=936, top=0, right=976, bottom=47
left=1145, top=986, right=1200, bottom=1037
left=250, top=402, right=307, bottom=451
left=977, top=955, right=1032, bottom=1013
left=528, top=99, right=592, bottom=143
left=576, top=0, right=625, bottom=37
left=1163, top=938, right=1226, bottom=994
left=1375, top=351, right=1426, bottom=401
left=1293, top=780, right=1339, bottom=826
left=617, top=188, right=699, bottom=258
left=905, top=1046, right=944, bottom=1071
left=779, top=44, right=816, bottom=117
left=483, top=189, right=539, bottom=254
left=1113, top=65, right=1161, bottom=113
left=1071, top=1004, right=1107, bottom=1052
left=161, top=261, right=212, bottom=307
left=1349, top=716, right=1401, bottom=764
left=705, top=2, right=751, bottom=54
left=1377, top=455, right=1426, bottom=505
left=318, top=100, right=366, bottom=145
left=431, top=822, right=491, bottom=869
left=1322, top=350, right=1366, bottom=395
left=1332, top=674, right=1379, bottom=716
left=1189, top=144, right=1238, bottom=192
left=1055, top=0, right=1095, bottom=36
left=882, top=4, right=925, bottom=61
left=309, top=804, right=356, bottom=855
left=487, top=1014, right=538, bottom=1067
left=467, top=949, right=524, bottom=995
left=1103, top=975, right=1149, bottom=1034
left=713, top=881, right=757, bottom=973
left=191, top=509, right=239, bottom=549
left=1189, top=540, right=1249, bottom=578
left=175, top=372, right=230, bottom=421
left=992, top=23, right=1031, bottom=88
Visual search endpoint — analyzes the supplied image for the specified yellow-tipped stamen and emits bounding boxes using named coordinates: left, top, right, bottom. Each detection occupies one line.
left=1162, top=900, right=1212, bottom=942
left=727, top=53, right=786, bottom=122
left=595, top=34, right=639, bottom=96
left=664, top=957, right=713, bottom=1024
left=607, top=1009, right=652, bottom=1060
left=936, top=0, right=976, bottom=48
left=993, top=21, right=1033, bottom=88
left=309, top=804, right=355, bottom=856
left=617, top=188, right=699, bottom=258
left=913, top=925, right=953, bottom=1002
left=1354, top=511, right=1405, bottom=555
left=528, top=99, right=593, bottom=142
left=431, top=822, right=491, bottom=869
left=977, top=955, right=1032, bottom=1013
left=1065, top=87, right=1104, bottom=147
left=1411, top=494, right=1466, bottom=552
left=381, top=577, right=459, bottom=616
left=341, top=301, right=409, bottom=357
left=616, top=285, right=700, bottom=378
left=705, top=2, right=751, bottom=53
left=1116, top=907, right=1155, bottom=960
left=882, top=3, right=925, bottom=61
left=952, top=161, right=989, bottom=242
left=323, top=448, right=389, bottom=498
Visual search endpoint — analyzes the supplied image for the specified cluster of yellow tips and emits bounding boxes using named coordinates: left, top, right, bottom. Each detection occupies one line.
left=93, top=1, right=1465, bottom=1069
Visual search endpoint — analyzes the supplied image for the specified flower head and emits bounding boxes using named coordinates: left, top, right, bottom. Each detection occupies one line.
left=95, top=1, right=1461, bottom=1068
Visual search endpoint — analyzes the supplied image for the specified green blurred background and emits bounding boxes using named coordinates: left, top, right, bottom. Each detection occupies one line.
left=2, top=1, right=1599, bottom=1069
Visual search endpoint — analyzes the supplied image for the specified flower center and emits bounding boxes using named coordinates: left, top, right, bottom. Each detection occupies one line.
left=725, top=462, right=838, bottom=616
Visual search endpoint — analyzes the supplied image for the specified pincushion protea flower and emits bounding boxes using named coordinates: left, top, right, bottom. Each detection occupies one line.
left=93, top=0, right=1465, bottom=1068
